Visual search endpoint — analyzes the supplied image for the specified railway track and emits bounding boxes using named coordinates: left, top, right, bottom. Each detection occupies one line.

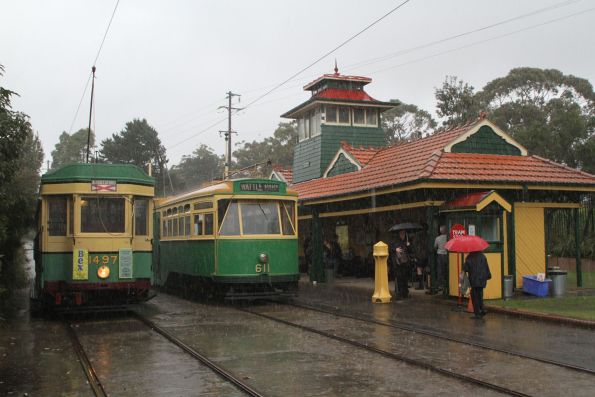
left=65, top=313, right=265, bottom=397
left=237, top=303, right=563, bottom=397
left=282, top=299, right=595, bottom=376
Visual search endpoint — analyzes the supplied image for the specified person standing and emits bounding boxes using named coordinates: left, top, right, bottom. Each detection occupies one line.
left=463, top=251, right=492, bottom=319
left=390, top=230, right=412, bottom=299
left=434, top=226, right=448, bottom=291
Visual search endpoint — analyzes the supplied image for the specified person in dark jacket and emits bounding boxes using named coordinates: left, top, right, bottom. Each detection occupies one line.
left=390, top=230, right=412, bottom=299
left=463, top=251, right=492, bottom=319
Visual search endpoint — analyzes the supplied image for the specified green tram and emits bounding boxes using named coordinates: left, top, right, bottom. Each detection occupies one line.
left=154, top=179, right=299, bottom=299
left=32, top=163, right=155, bottom=308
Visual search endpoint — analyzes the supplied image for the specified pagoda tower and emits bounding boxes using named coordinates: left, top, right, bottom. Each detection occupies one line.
left=281, top=64, right=396, bottom=183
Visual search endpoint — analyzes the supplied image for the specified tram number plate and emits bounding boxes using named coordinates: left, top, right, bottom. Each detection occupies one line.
left=255, top=263, right=270, bottom=273
left=90, top=254, right=118, bottom=266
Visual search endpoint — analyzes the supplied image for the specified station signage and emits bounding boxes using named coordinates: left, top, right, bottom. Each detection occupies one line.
left=91, top=180, right=117, bottom=192
left=239, top=182, right=280, bottom=192
left=450, top=224, right=466, bottom=239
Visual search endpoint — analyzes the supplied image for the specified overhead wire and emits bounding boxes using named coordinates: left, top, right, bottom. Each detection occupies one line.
left=67, top=0, right=120, bottom=134
left=165, top=0, right=412, bottom=151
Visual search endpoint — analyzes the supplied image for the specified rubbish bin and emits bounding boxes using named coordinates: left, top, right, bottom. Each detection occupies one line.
left=547, top=267, right=567, bottom=297
left=503, top=275, right=514, bottom=300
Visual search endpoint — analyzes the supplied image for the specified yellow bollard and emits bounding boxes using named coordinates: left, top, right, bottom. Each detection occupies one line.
left=372, top=241, right=392, bottom=303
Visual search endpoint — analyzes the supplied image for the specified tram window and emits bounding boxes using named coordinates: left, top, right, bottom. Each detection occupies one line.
left=219, top=201, right=240, bottom=235
left=178, top=216, right=185, bottom=236
left=162, top=219, right=168, bottom=237
left=204, top=213, right=213, bottom=235
left=194, top=214, right=204, bottom=235
left=47, top=196, right=67, bottom=236
left=168, top=219, right=173, bottom=237
left=167, top=208, right=172, bottom=217
left=134, top=198, right=148, bottom=236
left=80, top=197, right=125, bottom=233
left=280, top=201, right=296, bottom=235
left=184, top=215, right=191, bottom=235
left=194, top=202, right=213, bottom=210
left=68, top=197, right=74, bottom=235
left=184, top=204, right=190, bottom=213
left=172, top=218, right=178, bottom=237
left=241, top=201, right=280, bottom=235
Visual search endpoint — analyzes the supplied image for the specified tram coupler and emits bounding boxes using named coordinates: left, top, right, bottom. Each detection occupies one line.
left=372, top=241, right=392, bottom=303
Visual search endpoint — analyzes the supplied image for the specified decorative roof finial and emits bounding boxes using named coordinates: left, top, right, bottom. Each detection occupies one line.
left=479, top=111, right=487, bottom=119
left=334, top=59, right=339, bottom=75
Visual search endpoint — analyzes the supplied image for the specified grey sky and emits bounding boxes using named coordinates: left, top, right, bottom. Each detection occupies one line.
left=2, top=0, right=594, bottom=169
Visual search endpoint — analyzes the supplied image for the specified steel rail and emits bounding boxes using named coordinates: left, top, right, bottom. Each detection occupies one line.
left=131, top=311, right=265, bottom=397
left=239, top=306, right=530, bottom=397
left=64, top=322, right=108, bottom=397
left=283, top=300, right=595, bottom=376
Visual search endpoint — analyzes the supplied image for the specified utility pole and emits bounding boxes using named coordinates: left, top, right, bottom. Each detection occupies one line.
left=86, top=66, right=96, bottom=163
left=219, top=91, right=242, bottom=180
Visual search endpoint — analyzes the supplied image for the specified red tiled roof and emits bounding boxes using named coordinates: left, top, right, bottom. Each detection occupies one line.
left=314, top=88, right=377, bottom=102
left=293, top=120, right=595, bottom=201
left=443, top=191, right=492, bottom=209
left=272, top=166, right=293, bottom=184
left=341, top=142, right=380, bottom=166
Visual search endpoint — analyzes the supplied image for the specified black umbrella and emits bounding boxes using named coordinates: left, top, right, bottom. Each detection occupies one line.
left=388, top=222, right=424, bottom=232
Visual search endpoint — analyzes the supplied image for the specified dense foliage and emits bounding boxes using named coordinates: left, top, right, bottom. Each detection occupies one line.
left=0, top=65, right=44, bottom=290
left=381, top=99, right=437, bottom=144
left=50, top=128, right=95, bottom=169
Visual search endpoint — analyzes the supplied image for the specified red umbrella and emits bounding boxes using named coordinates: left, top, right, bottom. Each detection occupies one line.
left=445, top=235, right=489, bottom=305
left=445, top=235, right=489, bottom=253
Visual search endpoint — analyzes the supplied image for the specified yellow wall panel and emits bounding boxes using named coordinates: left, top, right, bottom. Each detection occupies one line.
left=514, top=206, right=545, bottom=288
left=449, top=252, right=502, bottom=299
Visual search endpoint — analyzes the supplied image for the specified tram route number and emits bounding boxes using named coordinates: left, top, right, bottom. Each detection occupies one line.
left=90, top=254, right=118, bottom=266
left=255, top=263, right=270, bottom=273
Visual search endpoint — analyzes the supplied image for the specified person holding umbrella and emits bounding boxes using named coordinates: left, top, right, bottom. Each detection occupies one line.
left=390, top=229, right=413, bottom=299
left=445, top=235, right=491, bottom=319
left=463, top=250, right=491, bottom=319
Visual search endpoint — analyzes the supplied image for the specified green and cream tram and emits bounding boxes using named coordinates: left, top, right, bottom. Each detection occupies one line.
left=154, top=179, right=299, bottom=299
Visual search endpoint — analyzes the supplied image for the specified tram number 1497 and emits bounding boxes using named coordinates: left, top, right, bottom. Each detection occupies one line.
left=255, top=263, right=270, bottom=273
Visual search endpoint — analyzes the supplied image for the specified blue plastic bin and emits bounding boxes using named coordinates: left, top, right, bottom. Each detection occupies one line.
left=522, top=275, right=551, bottom=297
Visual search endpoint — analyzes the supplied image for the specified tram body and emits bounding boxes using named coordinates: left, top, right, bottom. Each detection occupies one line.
left=33, top=163, right=155, bottom=307
left=154, top=179, right=299, bottom=299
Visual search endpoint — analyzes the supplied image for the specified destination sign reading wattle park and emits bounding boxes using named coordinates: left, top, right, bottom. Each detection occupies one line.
left=239, top=182, right=280, bottom=192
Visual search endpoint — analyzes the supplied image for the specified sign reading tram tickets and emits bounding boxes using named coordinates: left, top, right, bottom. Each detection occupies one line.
left=73, top=248, right=89, bottom=280
left=118, top=248, right=133, bottom=279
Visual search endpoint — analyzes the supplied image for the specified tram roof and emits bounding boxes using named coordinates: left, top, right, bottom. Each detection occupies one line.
left=156, top=178, right=297, bottom=208
left=41, top=163, right=154, bottom=186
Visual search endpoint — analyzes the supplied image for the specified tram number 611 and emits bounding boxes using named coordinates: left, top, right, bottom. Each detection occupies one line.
left=255, top=263, right=270, bottom=273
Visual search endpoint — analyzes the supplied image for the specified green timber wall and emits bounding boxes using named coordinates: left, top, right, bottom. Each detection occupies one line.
left=327, top=153, right=359, bottom=177
left=293, top=124, right=385, bottom=183
left=451, top=125, right=521, bottom=155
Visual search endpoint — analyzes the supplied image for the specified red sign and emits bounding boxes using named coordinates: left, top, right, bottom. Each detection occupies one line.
left=450, top=224, right=466, bottom=239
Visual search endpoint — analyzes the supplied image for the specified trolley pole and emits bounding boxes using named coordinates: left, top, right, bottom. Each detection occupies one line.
left=219, top=91, right=242, bottom=180
left=86, top=66, right=96, bottom=164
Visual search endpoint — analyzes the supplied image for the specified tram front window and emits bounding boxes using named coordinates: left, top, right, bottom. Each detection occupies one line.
left=241, top=201, right=280, bottom=235
left=81, top=196, right=125, bottom=233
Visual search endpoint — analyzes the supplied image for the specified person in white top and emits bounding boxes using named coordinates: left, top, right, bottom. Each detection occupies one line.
left=434, top=225, right=448, bottom=291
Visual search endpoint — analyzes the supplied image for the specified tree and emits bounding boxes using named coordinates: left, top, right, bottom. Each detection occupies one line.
left=100, top=118, right=169, bottom=195
left=169, top=144, right=223, bottom=192
left=434, top=68, right=595, bottom=173
left=381, top=100, right=436, bottom=144
left=50, top=128, right=95, bottom=169
left=233, top=122, right=297, bottom=175
left=0, top=65, right=44, bottom=290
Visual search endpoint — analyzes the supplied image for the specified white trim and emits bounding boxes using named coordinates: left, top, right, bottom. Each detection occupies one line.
left=443, top=119, right=528, bottom=156
left=269, top=170, right=287, bottom=183
left=323, top=148, right=361, bottom=178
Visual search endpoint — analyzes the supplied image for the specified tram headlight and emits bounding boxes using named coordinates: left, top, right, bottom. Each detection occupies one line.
left=259, top=253, right=269, bottom=263
left=97, top=265, right=110, bottom=279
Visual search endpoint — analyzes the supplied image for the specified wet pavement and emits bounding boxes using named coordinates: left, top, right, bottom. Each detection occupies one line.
left=297, top=277, right=595, bottom=372
left=136, top=294, right=502, bottom=396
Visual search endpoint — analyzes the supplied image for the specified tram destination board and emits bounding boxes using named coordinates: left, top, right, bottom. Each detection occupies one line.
left=238, top=182, right=280, bottom=193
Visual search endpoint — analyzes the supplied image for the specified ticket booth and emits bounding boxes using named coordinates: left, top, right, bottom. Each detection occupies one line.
left=440, top=191, right=512, bottom=299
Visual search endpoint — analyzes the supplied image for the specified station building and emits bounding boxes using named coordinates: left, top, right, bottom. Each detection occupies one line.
left=276, top=67, right=595, bottom=299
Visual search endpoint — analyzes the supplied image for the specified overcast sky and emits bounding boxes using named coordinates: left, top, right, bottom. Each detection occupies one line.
left=2, top=0, right=595, bottom=170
